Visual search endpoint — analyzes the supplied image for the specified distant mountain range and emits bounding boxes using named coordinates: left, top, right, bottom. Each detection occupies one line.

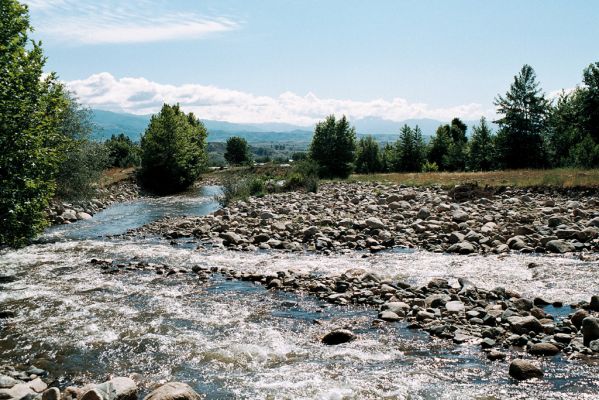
left=90, top=109, right=484, bottom=143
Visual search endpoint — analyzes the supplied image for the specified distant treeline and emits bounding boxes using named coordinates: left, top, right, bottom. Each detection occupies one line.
left=310, top=63, right=599, bottom=178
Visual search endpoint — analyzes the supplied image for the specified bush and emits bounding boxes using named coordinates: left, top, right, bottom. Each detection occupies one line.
left=139, top=104, right=208, bottom=194
left=285, top=159, right=319, bottom=193
left=422, top=161, right=439, bottom=172
left=217, top=174, right=264, bottom=206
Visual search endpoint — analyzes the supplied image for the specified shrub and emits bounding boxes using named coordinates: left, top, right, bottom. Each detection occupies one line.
left=139, top=104, right=207, bottom=194
left=55, top=141, right=109, bottom=200
left=422, top=161, right=439, bottom=172
left=285, top=159, right=319, bottom=193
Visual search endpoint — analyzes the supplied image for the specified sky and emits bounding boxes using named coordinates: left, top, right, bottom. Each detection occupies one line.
left=23, top=0, right=599, bottom=126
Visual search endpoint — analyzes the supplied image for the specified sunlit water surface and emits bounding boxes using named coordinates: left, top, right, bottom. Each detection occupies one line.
left=1, top=186, right=599, bottom=399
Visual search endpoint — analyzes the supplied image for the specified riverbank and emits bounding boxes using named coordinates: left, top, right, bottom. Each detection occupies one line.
left=129, top=181, right=599, bottom=257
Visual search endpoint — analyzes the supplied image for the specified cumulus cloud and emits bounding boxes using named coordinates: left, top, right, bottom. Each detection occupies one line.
left=66, top=73, right=493, bottom=125
left=23, top=0, right=239, bottom=44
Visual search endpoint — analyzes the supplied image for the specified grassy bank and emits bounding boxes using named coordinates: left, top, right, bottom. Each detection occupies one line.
left=350, top=168, right=599, bottom=188
left=99, top=167, right=137, bottom=188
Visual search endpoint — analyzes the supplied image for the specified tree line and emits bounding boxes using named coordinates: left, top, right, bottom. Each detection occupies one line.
left=313, top=63, right=599, bottom=177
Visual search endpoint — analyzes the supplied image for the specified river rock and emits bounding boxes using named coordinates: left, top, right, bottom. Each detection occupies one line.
left=546, top=239, right=575, bottom=253
left=589, top=295, right=599, bottom=311
left=42, top=387, right=61, bottom=400
left=508, top=316, right=543, bottom=334
left=445, top=301, right=465, bottom=314
left=365, top=217, right=385, bottom=229
left=76, top=212, right=92, bottom=220
left=379, top=311, right=401, bottom=322
left=220, top=232, right=242, bottom=245
left=322, top=329, right=356, bottom=345
left=528, top=342, right=560, bottom=356
left=582, top=317, right=599, bottom=346
left=571, top=309, right=590, bottom=329
left=447, top=241, right=475, bottom=254
left=589, top=339, right=599, bottom=352
left=0, top=375, right=20, bottom=389
left=509, top=359, right=544, bottom=380
left=143, top=383, right=202, bottom=400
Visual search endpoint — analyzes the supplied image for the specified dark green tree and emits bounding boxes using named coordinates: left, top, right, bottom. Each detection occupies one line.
left=105, top=133, right=141, bottom=168
left=224, top=136, right=252, bottom=165
left=468, top=117, right=495, bottom=171
left=546, top=90, right=583, bottom=167
left=580, top=62, right=599, bottom=143
left=395, top=125, right=426, bottom=172
left=494, top=64, right=550, bottom=168
left=355, top=135, right=382, bottom=173
left=380, top=143, right=395, bottom=172
left=309, top=115, right=357, bottom=178
left=139, top=104, right=207, bottom=193
left=0, top=0, right=69, bottom=247
left=428, top=125, right=452, bottom=170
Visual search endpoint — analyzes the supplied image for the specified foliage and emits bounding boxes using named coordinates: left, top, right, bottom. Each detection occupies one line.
left=54, top=93, right=109, bottom=200
left=494, top=64, right=550, bottom=168
left=427, top=118, right=468, bottom=171
left=394, top=125, right=426, bottom=172
left=421, top=161, right=439, bottom=172
left=467, top=117, right=495, bottom=171
left=0, top=0, right=69, bottom=247
left=224, top=136, right=252, bottom=165
left=291, top=151, right=308, bottom=161
left=580, top=62, right=599, bottom=143
left=380, top=143, right=395, bottom=172
left=55, top=141, right=109, bottom=200
left=139, top=104, right=208, bottom=194
left=309, top=115, right=357, bottom=178
left=105, top=133, right=140, bottom=168
left=285, top=159, right=319, bottom=193
left=355, top=135, right=383, bottom=173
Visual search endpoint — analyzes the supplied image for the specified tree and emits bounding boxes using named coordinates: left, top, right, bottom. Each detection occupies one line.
left=468, top=117, right=495, bottom=171
left=580, top=62, right=599, bottom=143
left=224, top=136, right=252, bottom=165
left=355, top=135, right=382, bottom=173
left=428, top=125, right=452, bottom=170
left=380, top=143, right=395, bottom=172
left=54, top=93, right=109, bottom=200
left=309, top=115, right=357, bottom=178
left=394, top=125, right=426, bottom=172
left=105, top=133, right=141, bottom=168
left=546, top=90, right=584, bottom=167
left=0, top=0, right=69, bottom=247
left=139, top=104, right=207, bottom=193
left=494, top=64, right=550, bottom=168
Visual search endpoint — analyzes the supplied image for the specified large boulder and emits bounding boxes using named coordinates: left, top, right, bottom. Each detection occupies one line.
left=143, top=382, right=202, bottom=400
left=509, top=359, right=543, bottom=380
left=82, top=378, right=137, bottom=400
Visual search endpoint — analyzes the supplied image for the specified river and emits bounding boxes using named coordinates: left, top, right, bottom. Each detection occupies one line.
left=1, top=186, right=598, bottom=399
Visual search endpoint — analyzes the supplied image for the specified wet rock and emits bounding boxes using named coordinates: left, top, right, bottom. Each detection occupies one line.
left=42, top=388, right=60, bottom=400
left=379, top=311, right=401, bottom=322
left=447, top=241, right=475, bottom=254
left=589, top=295, right=599, bottom=311
left=81, top=389, right=103, bottom=400
left=381, top=302, right=410, bottom=316
left=76, top=212, right=92, bottom=220
left=589, top=339, right=599, bottom=352
left=487, top=350, right=507, bottom=361
left=528, top=342, right=560, bottom=356
left=546, top=239, right=575, bottom=253
left=571, top=309, right=590, bottom=330
left=582, top=317, right=599, bottom=346
left=509, top=359, right=544, bottom=380
left=480, top=338, right=496, bottom=349
left=143, top=383, right=201, bottom=400
left=321, top=329, right=356, bottom=345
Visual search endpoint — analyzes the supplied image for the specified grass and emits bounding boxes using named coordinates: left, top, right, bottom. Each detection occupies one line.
left=350, top=168, right=599, bottom=189
left=99, top=167, right=137, bottom=187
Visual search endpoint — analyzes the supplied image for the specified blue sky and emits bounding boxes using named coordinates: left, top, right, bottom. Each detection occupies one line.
left=24, top=0, right=599, bottom=125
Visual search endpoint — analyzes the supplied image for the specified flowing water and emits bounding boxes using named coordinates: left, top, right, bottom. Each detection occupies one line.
left=1, top=186, right=599, bottom=399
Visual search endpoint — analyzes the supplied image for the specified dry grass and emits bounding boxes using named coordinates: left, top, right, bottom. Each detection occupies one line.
left=350, top=168, right=599, bottom=188
left=99, top=167, right=136, bottom=187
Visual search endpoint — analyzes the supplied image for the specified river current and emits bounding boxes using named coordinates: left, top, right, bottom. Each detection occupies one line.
left=1, top=186, right=599, bottom=399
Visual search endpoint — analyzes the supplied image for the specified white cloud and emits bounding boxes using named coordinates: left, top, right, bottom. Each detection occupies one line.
left=23, top=0, right=239, bottom=44
left=66, top=73, right=493, bottom=125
